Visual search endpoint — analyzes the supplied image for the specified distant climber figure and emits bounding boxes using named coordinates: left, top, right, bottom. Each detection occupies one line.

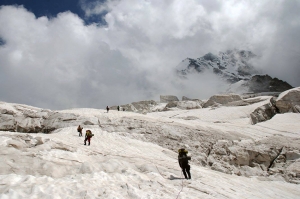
left=84, top=130, right=94, bottom=146
left=106, top=106, right=109, bottom=113
left=178, top=148, right=191, bottom=179
left=77, top=125, right=83, bottom=137
left=117, top=105, right=120, bottom=111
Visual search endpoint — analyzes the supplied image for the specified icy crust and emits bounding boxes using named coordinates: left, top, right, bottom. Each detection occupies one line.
left=1, top=130, right=300, bottom=199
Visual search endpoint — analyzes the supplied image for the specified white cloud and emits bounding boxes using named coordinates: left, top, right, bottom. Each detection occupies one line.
left=0, top=0, right=299, bottom=109
left=87, top=0, right=300, bottom=85
left=0, top=5, right=148, bottom=109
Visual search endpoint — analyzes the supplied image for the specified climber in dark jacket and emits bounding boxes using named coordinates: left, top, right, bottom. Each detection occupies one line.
left=178, top=148, right=191, bottom=179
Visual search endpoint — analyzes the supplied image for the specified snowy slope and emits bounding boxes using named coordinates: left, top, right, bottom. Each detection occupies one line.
left=148, top=96, right=300, bottom=139
left=1, top=96, right=300, bottom=198
left=1, top=128, right=299, bottom=199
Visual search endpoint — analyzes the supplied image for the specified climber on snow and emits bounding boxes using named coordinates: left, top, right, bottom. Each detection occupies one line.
left=77, top=125, right=83, bottom=137
left=178, top=148, right=191, bottom=179
left=84, top=130, right=94, bottom=146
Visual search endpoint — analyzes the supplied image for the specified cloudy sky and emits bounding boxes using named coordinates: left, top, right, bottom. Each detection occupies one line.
left=0, top=0, right=299, bottom=110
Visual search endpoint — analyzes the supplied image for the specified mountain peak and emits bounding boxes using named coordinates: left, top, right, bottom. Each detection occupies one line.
left=176, top=49, right=258, bottom=83
left=176, top=49, right=293, bottom=94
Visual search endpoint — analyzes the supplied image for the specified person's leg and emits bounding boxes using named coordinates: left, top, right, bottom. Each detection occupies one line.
left=186, top=165, right=191, bottom=179
left=88, top=137, right=91, bottom=145
left=84, top=137, right=87, bottom=145
left=182, top=168, right=188, bottom=179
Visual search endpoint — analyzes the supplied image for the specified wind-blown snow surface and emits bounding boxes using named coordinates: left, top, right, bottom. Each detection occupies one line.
left=1, top=99, right=300, bottom=198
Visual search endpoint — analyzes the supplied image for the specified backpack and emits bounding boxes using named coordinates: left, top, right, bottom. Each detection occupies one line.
left=178, top=148, right=191, bottom=161
left=86, top=130, right=94, bottom=137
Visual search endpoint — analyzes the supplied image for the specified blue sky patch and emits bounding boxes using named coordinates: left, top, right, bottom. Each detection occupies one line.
left=0, top=0, right=107, bottom=25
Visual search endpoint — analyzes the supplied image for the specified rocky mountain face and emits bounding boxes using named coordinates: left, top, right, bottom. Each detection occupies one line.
left=245, top=75, right=293, bottom=93
left=176, top=49, right=293, bottom=93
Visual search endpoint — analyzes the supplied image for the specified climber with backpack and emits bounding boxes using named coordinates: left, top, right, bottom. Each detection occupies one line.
left=84, top=130, right=94, bottom=146
left=77, top=125, right=83, bottom=137
left=178, top=148, right=191, bottom=179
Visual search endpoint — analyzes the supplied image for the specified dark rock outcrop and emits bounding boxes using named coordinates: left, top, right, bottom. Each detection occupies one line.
left=247, top=75, right=293, bottom=93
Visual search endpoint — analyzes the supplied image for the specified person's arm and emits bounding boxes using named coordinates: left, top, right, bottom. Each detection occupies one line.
left=178, top=157, right=183, bottom=168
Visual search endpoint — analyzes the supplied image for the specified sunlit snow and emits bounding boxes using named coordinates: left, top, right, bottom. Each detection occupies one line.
left=0, top=97, right=300, bottom=199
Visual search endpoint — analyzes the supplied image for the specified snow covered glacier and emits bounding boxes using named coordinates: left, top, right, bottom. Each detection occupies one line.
left=0, top=88, right=300, bottom=198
